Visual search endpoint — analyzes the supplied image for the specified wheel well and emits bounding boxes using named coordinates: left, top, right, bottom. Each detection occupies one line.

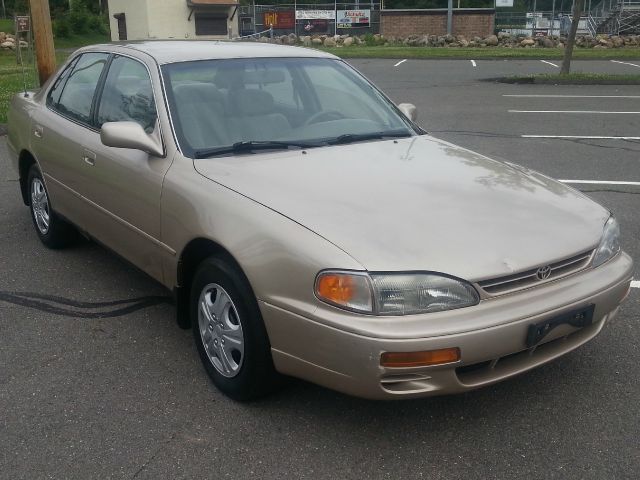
left=18, top=150, right=36, bottom=206
left=175, top=238, right=243, bottom=329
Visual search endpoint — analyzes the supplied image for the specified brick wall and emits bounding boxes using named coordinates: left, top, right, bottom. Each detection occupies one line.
left=381, top=9, right=495, bottom=39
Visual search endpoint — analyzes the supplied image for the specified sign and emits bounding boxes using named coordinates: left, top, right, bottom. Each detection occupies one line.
left=263, top=11, right=295, bottom=30
left=296, top=10, right=335, bottom=20
left=302, top=19, right=329, bottom=33
left=336, top=10, right=370, bottom=29
left=495, top=0, right=514, bottom=6
left=15, top=16, right=30, bottom=33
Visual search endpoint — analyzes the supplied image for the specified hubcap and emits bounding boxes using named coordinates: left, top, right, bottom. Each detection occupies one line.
left=198, top=283, right=245, bottom=378
left=31, top=178, right=50, bottom=235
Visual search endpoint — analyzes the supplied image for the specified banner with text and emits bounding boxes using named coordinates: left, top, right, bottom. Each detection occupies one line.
left=264, top=11, right=295, bottom=29
left=336, top=10, right=370, bottom=28
left=296, top=10, right=335, bottom=20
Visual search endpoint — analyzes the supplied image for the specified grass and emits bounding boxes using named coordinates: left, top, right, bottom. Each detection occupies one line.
left=0, top=27, right=107, bottom=124
left=502, top=72, right=640, bottom=84
left=54, top=31, right=110, bottom=50
left=318, top=46, right=640, bottom=60
left=0, top=18, right=13, bottom=32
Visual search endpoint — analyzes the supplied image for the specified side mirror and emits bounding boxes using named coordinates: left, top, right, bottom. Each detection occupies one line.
left=100, top=121, right=164, bottom=157
left=398, top=103, right=418, bottom=122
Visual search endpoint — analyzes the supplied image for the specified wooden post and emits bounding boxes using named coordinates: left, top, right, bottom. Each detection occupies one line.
left=29, top=0, right=56, bottom=86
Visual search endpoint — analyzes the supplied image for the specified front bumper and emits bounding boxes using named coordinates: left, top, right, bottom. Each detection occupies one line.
left=260, top=252, right=633, bottom=400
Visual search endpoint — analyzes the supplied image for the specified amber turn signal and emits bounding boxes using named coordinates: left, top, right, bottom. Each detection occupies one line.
left=315, top=272, right=373, bottom=313
left=380, top=347, right=461, bottom=368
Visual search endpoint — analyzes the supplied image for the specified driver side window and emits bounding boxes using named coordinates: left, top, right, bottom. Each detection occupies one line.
left=96, top=56, right=158, bottom=133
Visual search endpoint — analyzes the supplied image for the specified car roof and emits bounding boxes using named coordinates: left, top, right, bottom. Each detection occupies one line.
left=81, top=40, right=338, bottom=64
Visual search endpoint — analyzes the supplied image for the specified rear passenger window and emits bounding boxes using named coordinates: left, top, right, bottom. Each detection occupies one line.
left=96, top=56, right=158, bottom=133
left=54, top=52, right=109, bottom=125
left=46, top=56, right=79, bottom=108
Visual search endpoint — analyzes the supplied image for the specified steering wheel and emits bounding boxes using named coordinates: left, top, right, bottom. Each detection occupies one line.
left=304, top=110, right=346, bottom=126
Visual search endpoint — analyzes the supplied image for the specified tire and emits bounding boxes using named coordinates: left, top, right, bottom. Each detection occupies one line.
left=27, top=165, right=77, bottom=249
left=191, top=256, right=281, bottom=401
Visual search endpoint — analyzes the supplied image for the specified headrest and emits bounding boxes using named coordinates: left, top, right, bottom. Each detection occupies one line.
left=173, top=82, right=222, bottom=104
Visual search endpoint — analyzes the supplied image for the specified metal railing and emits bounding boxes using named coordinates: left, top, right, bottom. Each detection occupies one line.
left=588, top=0, right=640, bottom=34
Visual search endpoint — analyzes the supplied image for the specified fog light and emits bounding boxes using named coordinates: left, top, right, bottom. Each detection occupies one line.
left=381, top=347, right=461, bottom=368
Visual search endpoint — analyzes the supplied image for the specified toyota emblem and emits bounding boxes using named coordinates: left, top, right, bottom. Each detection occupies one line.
left=536, top=265, right=552, bottom=281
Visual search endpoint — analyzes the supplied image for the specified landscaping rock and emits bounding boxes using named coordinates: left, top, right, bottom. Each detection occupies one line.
left=520, top=38, right=535, bottom=47
left=323, top=37, right=336, bottom=47
left=542, top=38, right=554, bottom=48
left=343, top=36, right=354, bottom=47
left=485, top=35, right=498, bottom=46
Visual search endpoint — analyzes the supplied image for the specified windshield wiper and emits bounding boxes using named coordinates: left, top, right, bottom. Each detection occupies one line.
left=328, top=130, right=412, bottom=146
left=194, top=140, right=321, bottom=159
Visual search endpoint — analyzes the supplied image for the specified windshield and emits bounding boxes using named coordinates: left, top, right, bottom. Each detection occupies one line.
left=161, top=57, right=416, bottom=158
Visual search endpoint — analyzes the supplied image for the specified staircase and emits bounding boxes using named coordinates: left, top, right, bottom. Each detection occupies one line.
left=588, top=0, right=640, bottom=35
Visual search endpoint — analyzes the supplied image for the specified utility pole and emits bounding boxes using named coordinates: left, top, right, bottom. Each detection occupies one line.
left=447, top=0, right=453, bottom=35
left=29, top=0, right=56, bottom=85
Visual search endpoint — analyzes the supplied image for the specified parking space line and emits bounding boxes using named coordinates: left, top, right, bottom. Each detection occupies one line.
left=522, top=135, right=640, bottom=139
left=540, top=60, right=559, bottom=68
left=559, top=180, right=640, bottom=186
left=510, top=110, right=640, bottom=114
left=503, top=95, right=640, bottom=98
left=470, top=60, right=477, bottom=67
left=611, top=60, right=640, bottom=68
left=394, top=59, right=407, bottom=67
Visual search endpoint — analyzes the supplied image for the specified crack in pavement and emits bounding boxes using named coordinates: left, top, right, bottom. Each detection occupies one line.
left=0, top=291, right=172, bottom=318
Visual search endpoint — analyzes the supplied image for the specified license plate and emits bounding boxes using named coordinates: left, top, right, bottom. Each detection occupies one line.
left=526, top=304, right=595, bottom=348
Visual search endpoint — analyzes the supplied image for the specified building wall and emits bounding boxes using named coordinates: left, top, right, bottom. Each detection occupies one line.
left=107, top=0, right=238, bottom=41
left=381, top=9, right=495, bottom=39
left=108, top=0, right=150, bottom=41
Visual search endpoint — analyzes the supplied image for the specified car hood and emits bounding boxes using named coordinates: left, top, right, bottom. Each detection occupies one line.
left=194, top=135, right=609, bottom=281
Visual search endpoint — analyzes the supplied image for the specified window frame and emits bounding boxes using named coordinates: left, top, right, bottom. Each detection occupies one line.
left=46, top=52, right=111, bottom=131
left=94, top=54, right=160, bottom=133
left=45, top=50, right=167, bottom=157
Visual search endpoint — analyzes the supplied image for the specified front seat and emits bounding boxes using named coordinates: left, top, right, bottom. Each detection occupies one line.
left=172, top=83, right=230, bottom=149
left=228, top=89, right=290, bottom=142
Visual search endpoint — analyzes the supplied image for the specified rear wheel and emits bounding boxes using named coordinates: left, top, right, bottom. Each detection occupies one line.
left=27, top=165, right=76, bottom=249
left=191, top=256, right=281, bottom=401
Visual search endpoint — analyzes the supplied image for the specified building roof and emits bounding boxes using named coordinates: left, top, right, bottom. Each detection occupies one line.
left=84, top=40, right=336, bottom=64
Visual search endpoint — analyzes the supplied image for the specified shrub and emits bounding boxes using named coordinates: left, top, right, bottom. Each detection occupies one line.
left=53, top=19, right=72, bottom=38
left=68, top=7, right=91, bottom=35
left=87, top=15, right=108, bottom=35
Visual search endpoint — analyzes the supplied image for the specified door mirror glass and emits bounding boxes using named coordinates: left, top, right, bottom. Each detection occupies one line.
left=100, top=121, right=163, bottom=157
left=398, top=103, right=417, bottom=122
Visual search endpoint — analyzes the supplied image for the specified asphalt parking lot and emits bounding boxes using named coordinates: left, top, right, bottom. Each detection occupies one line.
left=1, top=59, right=639, bottom=479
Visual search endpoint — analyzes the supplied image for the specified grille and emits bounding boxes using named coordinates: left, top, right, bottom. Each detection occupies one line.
left=478, top=250, right=593, bottom=296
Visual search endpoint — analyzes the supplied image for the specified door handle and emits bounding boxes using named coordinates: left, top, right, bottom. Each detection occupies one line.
left=33, top=125, right=43, bottom=138
left=82, top=149, right=96, bottom=166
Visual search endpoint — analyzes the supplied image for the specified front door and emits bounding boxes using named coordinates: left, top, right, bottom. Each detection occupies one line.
left=76, top=54, right=173, bottom=282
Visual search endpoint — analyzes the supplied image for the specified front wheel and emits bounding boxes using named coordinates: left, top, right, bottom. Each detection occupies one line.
left=191, top=256, right=281, bottom=401
left=27, top=165, right=77, bottom=249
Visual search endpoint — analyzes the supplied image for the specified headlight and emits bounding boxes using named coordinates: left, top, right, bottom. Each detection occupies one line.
left=592, top=216, right=621, bottom=268
left=315, top=271, right=479, bottom=315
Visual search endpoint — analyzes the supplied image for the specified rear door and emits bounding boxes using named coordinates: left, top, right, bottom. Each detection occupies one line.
left=31, top=52, right=109, bottom=227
